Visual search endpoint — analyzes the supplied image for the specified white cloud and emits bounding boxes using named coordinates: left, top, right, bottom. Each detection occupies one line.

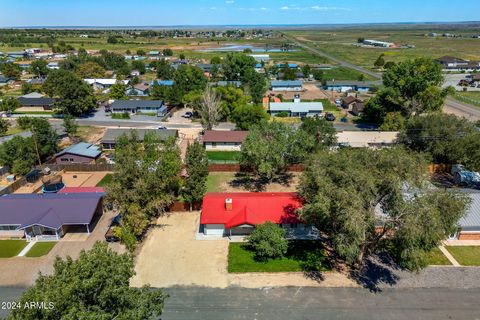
left=225, top=0, right=234, bottom=4
left=280, top=4, right=350, bottom=12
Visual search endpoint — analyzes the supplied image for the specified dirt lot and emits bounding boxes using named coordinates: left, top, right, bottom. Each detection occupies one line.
left=131, top=212, right=355, bottom=289
left=131, top=212, right=230, bottom=288
left=268, top=84, right=332, bottom=100
left=61, top=171, right=110, bottom=188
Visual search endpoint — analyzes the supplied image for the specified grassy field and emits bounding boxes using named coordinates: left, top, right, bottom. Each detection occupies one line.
left=322, top=66, right=375, bottom=81
left=206, top=151, right=241, bottom=163
left=0, top=126, right=24, bottom=137
left=285, top=27, right=480, bottom=70
left=25, top=242, right=57, bottom=258
left=205, top=172, right=235, bottom=193
left=446, top=246, right=480, bottom=266
left=111, top=113, right=131, bottom=119
left=453, top=91, right=480, bottom=107
left=425, top=247, right=451, bottom=266
left=96, top=173, right=113, bottom=187
left=0, top=240, right=27, bottom=258
left=228, top=241, right=331, bottom=273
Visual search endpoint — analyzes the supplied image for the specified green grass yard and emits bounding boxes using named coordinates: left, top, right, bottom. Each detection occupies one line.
left=206, top=151, right=241, bottom=163
left=228, top=241, right=331, bottom=273
left=205, top=172, right=235, bottom=193
left=25, top=242, right=57, bottom=258
left=0, top=240, right=27, bottom=258
left=425, top=247, right=451, bottom=266
left=446, top=246, right=480, bottom=266
left=96, top=173, right=113, bottom=187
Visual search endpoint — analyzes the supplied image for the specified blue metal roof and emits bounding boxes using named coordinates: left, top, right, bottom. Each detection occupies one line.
left=271, top=80, right=303, bottom=87
left=57, top=142, right=101, bottom=159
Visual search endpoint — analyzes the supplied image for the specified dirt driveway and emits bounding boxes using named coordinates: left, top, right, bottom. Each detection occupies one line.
left=131, top=212, right=356, bottom=289
left=131, top=212, right=230, bottom=288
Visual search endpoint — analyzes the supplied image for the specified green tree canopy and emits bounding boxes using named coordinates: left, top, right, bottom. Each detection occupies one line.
left=240, top=122, right=314, bottom=180
left=182, top=141, right=209, bottom=208
left=0, top=97, right=20, bottom=113
left=109, top=81, right=128, bottom=100
left=298, top=147, right=469, bottom=271
left=29, top=59, right=49, bottom=77
left=43, top=69, right=97, bottom=115
left=398, top=113, right=480, bottom=171
left=299, top=117, right=337, bottom=151
left=247, top=222, right=288, bottom=261
left=75, top=61, right=106, bottom=78
left=155, top=59, right=174, bottom=79
left=9, top=242, right=166, bottom=320
left=231, top=104, right=269, bottom=130
left=363, top=58, right=452, bottom=124
left=172, top=65, right=207, bottom=104
left=0, top=118, right=9, bottom=136
left=106, top=132, right=181, bottom=250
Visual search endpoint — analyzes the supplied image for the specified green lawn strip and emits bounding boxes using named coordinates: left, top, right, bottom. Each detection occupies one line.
left=446, top=246, right=480, bottom=266
left=0, top=240, right=28, bottom=258
left=228, top=241, right=331, bottom=273
left=25, top=242, right=57, bottom=258
left=206, top=151, right=241, bottom=162
left=205, top=172, right=235, bottom=193
left=111, top=113, right=131, bottom=119
left=453, top=93, right=480, bottom=108
left=96, top=173, right=113, bottom=187
left=425, top=247, right=451, bottom=266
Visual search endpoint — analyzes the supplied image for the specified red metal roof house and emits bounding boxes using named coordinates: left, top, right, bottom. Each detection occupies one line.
left=201, top=192, right=304, bottom=236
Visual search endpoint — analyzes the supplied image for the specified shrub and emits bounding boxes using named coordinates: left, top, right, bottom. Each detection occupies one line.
left=247, top=222, right=288, bottom=261
left=276, top=111, right=289, bottom=118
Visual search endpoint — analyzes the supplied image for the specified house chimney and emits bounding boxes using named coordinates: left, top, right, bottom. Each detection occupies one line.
left=294, top=94, right=301, bottom=103
left=225, top=198, right=233, bottom=211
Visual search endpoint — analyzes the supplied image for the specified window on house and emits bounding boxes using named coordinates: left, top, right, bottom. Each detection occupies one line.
left=290, top=223, right=298, bottom=229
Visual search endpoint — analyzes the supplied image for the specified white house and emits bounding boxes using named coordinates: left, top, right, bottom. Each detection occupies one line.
left=202, top=130, right=248, bottom=151
left=269, top=96, right=323, bottom=118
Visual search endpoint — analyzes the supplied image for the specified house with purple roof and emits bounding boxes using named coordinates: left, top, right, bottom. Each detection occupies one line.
left=0, top=193, right=104, bottom=241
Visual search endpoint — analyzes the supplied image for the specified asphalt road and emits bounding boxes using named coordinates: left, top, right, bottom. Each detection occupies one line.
left=2, top=286, right=480, bottom=319
left=282, top=34, right=382, bottom=80
left=444, top=97, right=480, bottom=121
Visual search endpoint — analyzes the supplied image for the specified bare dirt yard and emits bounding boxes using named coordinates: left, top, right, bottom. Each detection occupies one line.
left=207, top=172, right=301, bottom=193
left=61, top=171, right=110, bottom=187
left=131, top=212, right=356, bottom=289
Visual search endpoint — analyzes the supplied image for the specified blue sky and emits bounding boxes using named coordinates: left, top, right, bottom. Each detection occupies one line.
left=1, top=0, right=479, bottom=27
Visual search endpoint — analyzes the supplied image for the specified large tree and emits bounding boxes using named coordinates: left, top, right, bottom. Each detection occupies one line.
left=0, top=97, right=20, bottom=113
left=231, top=104, right=269, bottom=130
left=222, top=53, right=256, bottom=81
left=29, top=59, right=49, bottom=77
left=75, top=61, right=106, bottom=78
left=109, top=81, right=128, bottom=100
left=240, top=122, right=314, bottom=180
left=182, top=140, right=209, bottom=209
left=9, top=242, right=166, bottom=320
left=0, top=118, right=9, bottom=136
left=298, top=147, right=469, bottom=271
left=198, top=87, right=222, bottom=130
left=106, top=132, right=181, bottom=250
left=299, top=117, right=337, bottom=151
left=155, top=59, right=174, bottom=79
left=43, top=69, right=97, bottom=115
left=398, top=113, right=480, bottom=171
left=363, top=58, right=452, bottom=123
left=172, top=65, right=207, bottom=104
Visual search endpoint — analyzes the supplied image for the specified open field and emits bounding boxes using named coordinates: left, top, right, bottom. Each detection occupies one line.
left=228, top=241, right=330, bottom=273
left=285, top=27, right=480, bottom=70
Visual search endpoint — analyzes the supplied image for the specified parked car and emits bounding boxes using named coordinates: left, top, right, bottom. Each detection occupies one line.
left=182, top=111, right=193, bottom=118
left=335, top=99, right=342, bottom=106
left=158, top=126, right=167, bottom=130
left=105, top=214, right=122, bottom=242
left=325, top=112, right=336, bottom=121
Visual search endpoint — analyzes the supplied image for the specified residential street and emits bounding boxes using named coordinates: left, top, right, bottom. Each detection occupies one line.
left=444, top=97, right=480, bottom=121
left=2, top=286, right=480, bottom=319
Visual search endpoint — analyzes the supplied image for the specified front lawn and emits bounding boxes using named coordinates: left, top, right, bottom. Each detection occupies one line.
left=425, top=247, right=451, bottom=266
left=111, top=112, right=131, bottom=119
left=25, top=242, right=57, bottom=257
left=96, top=173, right=113, bottom=187
left=0, top=240, right=27, bottom=258
left=228, top=241, right=331, bottom=273
left=206, top=151, right=241, bottom=163
left=446, top=246, right=480, bottom=266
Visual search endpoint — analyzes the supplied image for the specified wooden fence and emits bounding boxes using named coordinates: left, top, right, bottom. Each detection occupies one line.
left=39, top=163, right=115, bottom=172
left=169, top=201, right=202, bottom=212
